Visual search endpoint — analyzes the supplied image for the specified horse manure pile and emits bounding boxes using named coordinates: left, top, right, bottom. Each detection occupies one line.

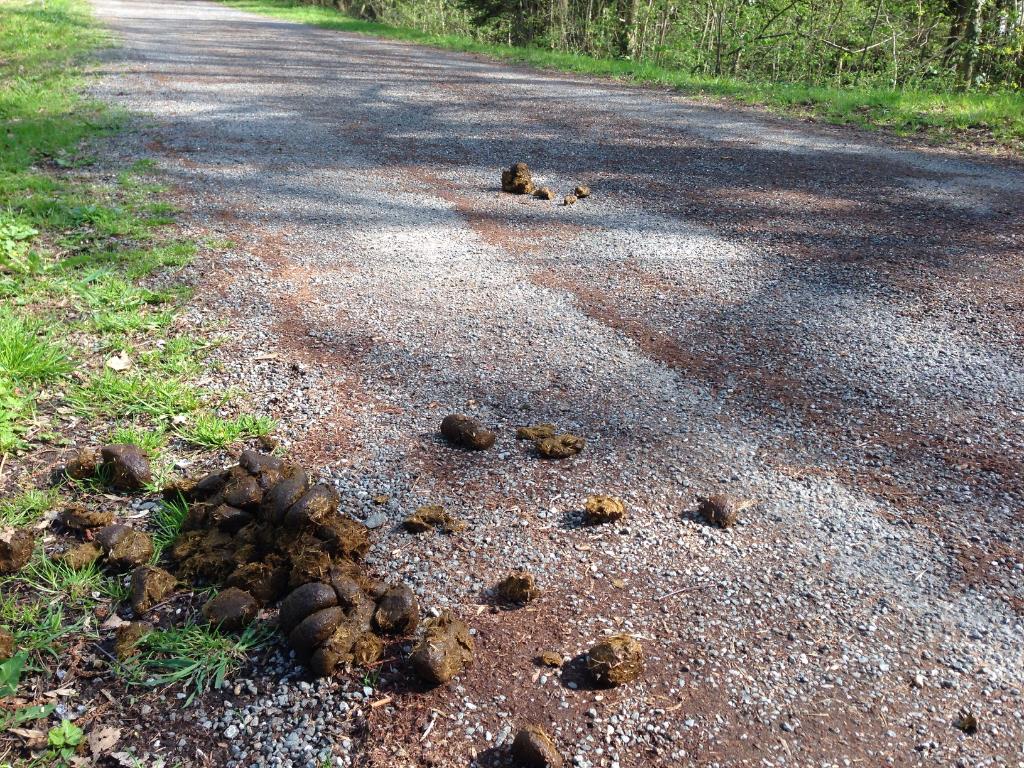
left=499, top=162, right=592, bottom=207
left=65, top=443, right=153, bottom=492
left=512, top=724, right=563, bottom=768
left=501, top=162, right=536, bottom=195
left=409, top=610, right=474, bottom=685
left=535, top=433, right=586, bottom=459
left=167, top=450, right=463, bottom=682
left=515, top=423, right=585, bottom=459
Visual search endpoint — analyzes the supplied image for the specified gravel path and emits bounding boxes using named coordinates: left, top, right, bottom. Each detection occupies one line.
left=88, top=0, right=1024, bottom=765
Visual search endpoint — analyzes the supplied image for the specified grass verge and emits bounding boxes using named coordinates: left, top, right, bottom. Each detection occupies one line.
left=219, top=0, right=1024, bottom=152
left=0, top=0, right=278, bottom=748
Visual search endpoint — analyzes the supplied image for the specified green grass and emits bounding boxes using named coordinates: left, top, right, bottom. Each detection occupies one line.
left=219, top=0, right=1024, bottom=150
left=0, top=377, right=36, bottom=453
left=0, top=306, right=73, bottom=382
left=177, top=412, right=276, bottom=449
left=70, top=370, right=204, bottom=420
left=108, top=424, right=168, bottom=454
left=127, top=622, right=273, bottom=704
left=150, top=496, right=189, bottom=559
left=0, top=489, right=57, bottom=527
left=0, top=546, right=126, bottom=661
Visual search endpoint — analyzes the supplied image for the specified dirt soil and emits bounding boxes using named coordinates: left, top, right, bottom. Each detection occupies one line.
left=81, top=0, right=1024, bottom=765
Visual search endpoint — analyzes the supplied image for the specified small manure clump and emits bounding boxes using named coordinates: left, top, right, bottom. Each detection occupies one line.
left=0, top=628, right=14, bottom=661
left=516, top=423, right=555, bottom=441
left=115, top=621, right=152, bottom=660
left=697, top=494, right=753, bottom=529
left=563, top=194, right=577, bottom=206
left=63, top=444, right=152, bottom=491
left=202, top=587, right=259, bottom=631
left=534, top=187, right=555, bottom=201
left=0, top=528, right=37, bottom=574
left=494, top=570, right=541, bottom=605
left=100, top=444, right=153, bottom=491
left=574, top=185, right=591, bottom=198
left=583, top=495, right=625, bottom=525
left=440, top=414, right=496, bottom=451
left=536, top=434, right=585, bottom=459
left=536, top=650, right=562, bottom=667
left=587, top=634, right=644, bottom=687
left=404, top=505, right=465, bottom=534
left=501, top=162, right=535, bottom=195
left=512, top=724, right=563, bottom=768
left=60, top=504, right=114, bottom=530
left=130, top=565, right=177, bottom=614
left=409, top=610, right=474, bottom=685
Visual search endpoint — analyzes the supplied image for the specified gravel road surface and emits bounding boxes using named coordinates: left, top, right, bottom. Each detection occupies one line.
left=88, top=0, right=1024, bottom=765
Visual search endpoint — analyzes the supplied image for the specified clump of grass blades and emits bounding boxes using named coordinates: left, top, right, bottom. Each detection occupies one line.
left=0, top=306, right=72, bottom=382
left=128, top=622, right=273, bottom=704
left=71, top=369, right=203, bottom=420
left=108, top=424, right=167, bottom=454
left=150, top=495, right=188, bottom=559
left=177, top=412, right=276, bottom=449
left=0, top=488, right=57, bottom=527
left=0, top=376, right=36, bottom=454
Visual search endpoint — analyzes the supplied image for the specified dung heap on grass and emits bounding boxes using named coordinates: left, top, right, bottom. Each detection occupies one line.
left=169, top=450, right=470, bottom=681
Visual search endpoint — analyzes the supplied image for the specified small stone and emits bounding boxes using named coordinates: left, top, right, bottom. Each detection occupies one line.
left=99, top=444, right=153, bottom=492
left=511, top=724, right=563, bottom=768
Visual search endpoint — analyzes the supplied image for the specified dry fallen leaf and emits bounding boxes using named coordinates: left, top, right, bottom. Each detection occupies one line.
left=43, top=687, right=76, bottom=698
left=9, top=728, right=46, bottom=749
left=88, top=725, right=122, bottom=756
left=101, top=613, right=128, bottom=630
left=105, top=352, right=132, bottom=372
